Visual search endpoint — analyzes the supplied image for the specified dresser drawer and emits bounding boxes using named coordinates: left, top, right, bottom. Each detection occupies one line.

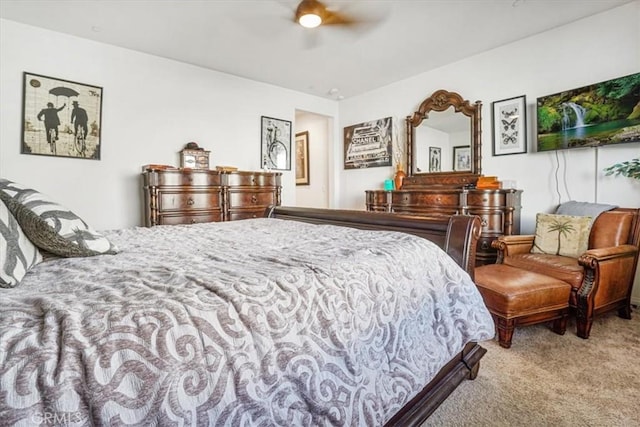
left=227, top=210, right=266, bottom=221
left=467, top=191, right=506, bottom=207
left=227, top=191, right=276, bottom=208
left=391, top=206, right=459, bottom=216
left=147, top=170, right=222, bottom=187
left=158, top=191, right=222, bottom=212
left=157, top=211, right=223, bottom=225
left=225, top=173, right=279, bottom=187
left=468, top=211, right=504, bottom=233
left=477, top=236, right=496, bottom=253
left=391, top=192, right=459, bottom=207
left=366, top=190, right=390, bottom=205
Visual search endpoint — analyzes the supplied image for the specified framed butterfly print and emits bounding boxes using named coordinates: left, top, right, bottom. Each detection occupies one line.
left=492, top=95, right=527, bottom=156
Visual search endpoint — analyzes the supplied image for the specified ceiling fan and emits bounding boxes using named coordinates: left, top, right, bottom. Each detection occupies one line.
left=294, top=0, right=358, bottom=28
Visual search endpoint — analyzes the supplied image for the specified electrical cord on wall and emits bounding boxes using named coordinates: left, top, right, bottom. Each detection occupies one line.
left=562, top=150, right=572, bottom=201
left=554, top=150, right=562, bottom=205
left=594, top=147, right=599, bottom=203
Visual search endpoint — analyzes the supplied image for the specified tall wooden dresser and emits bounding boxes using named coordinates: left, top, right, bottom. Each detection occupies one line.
left=142, top=167, right=281, bottom=226
left=365, top=187, right=522, bottom=265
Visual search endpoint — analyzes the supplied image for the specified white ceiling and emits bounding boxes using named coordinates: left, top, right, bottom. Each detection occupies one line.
left=0, top=0, right=632, bottom=100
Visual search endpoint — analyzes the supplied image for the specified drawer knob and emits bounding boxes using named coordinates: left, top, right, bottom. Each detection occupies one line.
left=480, top=241, right=490, bottom=250
left=251, top=195, right=258, bottom=204
left=190, top=219, right=196, bottom=224
left=187, top=198, right=195, bottom=205
left=481, top=218, right=488, bottom=227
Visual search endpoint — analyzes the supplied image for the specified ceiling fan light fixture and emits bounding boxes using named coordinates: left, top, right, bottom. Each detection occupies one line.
left=299, top=13, right=322, bottom=28
left=296, top=0, right=325, bottom=28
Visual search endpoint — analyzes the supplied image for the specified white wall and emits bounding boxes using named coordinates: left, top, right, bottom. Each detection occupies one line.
left=0, top=19, right=338, bottom=230
left=294, top=111, right=330, bottom=208
left=339, top=2, right=639, bottom=226
left=339, top=1, right=640, bottom=301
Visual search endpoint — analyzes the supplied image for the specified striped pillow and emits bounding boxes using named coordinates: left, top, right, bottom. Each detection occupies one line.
left=1, top=198, right=43, bottom=288
left=0, top=179, right=119, bottom=257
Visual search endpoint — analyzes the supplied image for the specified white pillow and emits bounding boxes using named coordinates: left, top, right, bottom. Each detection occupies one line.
left=0, top=178, right=118, bottom=257
left=0, top=198, right=43, bottom=287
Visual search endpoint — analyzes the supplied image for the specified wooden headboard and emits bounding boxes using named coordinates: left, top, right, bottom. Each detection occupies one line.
left=265, top=206, right=481, bottom=279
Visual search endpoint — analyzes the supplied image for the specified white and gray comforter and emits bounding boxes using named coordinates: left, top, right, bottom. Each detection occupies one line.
left=0, top=218, right=494, bottom=426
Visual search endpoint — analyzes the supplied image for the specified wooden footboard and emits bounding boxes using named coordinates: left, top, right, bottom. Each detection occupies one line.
left=384, top=342, right=487, bottom=426
left=266, top=206, right=486, bottom=425
left=265, top=206, right=481, bottom=278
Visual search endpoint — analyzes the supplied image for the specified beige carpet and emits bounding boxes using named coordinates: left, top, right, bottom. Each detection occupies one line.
left=423, top=311, right=640, bottom=427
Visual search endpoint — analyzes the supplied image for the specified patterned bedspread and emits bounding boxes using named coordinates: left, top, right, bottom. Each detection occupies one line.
left=0, top=218, right=494, bottom=426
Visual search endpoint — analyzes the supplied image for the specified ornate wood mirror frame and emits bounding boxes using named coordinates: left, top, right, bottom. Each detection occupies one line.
left=404, top=90, right=482, bottom=188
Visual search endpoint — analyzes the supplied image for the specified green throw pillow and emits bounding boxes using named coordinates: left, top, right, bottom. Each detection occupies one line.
left=531, top=213, right=592, bottom=258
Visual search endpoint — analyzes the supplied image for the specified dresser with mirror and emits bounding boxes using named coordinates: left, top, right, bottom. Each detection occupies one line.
left=365, top=89, right=522, bottom=264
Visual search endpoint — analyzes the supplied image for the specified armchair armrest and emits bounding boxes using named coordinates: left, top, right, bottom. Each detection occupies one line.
left=491, top=235, right=535, bottom=263
left=575, top=244, right=638, bottom=337
left=578, top=244, right=638, bottom=266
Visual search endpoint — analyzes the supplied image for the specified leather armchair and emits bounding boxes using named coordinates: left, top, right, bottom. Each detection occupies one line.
left=492, top=208, right=640, bottom=339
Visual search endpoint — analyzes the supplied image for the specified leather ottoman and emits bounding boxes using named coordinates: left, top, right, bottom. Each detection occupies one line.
left=475, top=264, right=572, bottom=348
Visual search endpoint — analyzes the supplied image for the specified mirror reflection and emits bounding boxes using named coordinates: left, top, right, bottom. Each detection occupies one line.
left=413, top=107, right=471, bottom=174
left=406, top=89, right=482, bottom=184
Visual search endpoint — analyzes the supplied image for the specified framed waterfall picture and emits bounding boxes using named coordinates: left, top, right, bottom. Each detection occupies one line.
left=21, top=71, right=103, bottom=160
left=492, top=95, right=527, bottom=156
left=536, top=72, right=640, bottom=152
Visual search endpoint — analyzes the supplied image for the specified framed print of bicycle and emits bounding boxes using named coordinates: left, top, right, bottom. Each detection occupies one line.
left=21, top=72, right=103, bottom=160
left=261, top=116, right=292, bottom=170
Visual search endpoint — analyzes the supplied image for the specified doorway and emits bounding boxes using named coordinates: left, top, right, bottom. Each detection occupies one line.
left=294, top=110, right=331, bottom=208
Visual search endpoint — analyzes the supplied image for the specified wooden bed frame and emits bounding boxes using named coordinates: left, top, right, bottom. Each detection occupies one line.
left=266, top=206, right=486, bottom=426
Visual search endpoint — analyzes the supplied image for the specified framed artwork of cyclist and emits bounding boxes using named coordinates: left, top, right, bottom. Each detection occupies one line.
left=261, top=116, right=292, bottom=170
left=21, top=71, right=103, bottom=160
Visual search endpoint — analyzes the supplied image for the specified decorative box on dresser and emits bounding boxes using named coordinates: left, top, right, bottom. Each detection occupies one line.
left=142, top=167, right=281, bottom=226
left=365, top=188, right=522, bottom=265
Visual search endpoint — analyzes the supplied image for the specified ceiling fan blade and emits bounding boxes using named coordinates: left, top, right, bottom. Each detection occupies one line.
left=322, top=1, right=388, bottom=29
left=321, top=9, right=356, bottom=26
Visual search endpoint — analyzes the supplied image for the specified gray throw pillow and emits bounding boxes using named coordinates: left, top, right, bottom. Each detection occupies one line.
left=1, top=198, right=43, bottom=287
left=0, top=178, right=119, bottom=257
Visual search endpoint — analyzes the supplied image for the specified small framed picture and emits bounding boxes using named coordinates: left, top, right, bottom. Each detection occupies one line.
left=453, top=146, right=471, bottom=171
left=429, top=146, right=441, bottom=172
left=261, top=116, right=291, bottom=170
left=492, top=95, right=527, bottom=156
left=295, top=131, right=310, bottom=185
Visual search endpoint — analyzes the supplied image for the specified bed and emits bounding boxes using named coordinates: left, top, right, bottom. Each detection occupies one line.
left=0, top=188, right=494, bottom=426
